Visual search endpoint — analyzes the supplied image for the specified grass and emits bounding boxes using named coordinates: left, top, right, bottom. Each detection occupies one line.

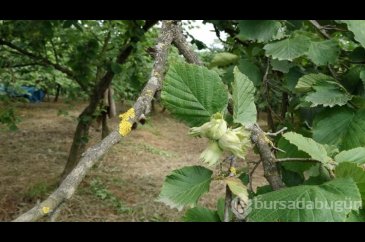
left=23, top=180, right=57, bottom=201
left=141, top=144, right=176, bottom=158
left=90, top=177, right=132, bottom=214
left=0, top=101, right=265, bottom=221
left=139, top=118, right=161, bottom=136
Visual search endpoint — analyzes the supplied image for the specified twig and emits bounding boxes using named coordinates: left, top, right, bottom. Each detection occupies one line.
left=213, top=25, right=227, bottom=44
left=272, top=146, right=286, bottom=153
left=309, top=20, right=330, bottom=39
left=248, top=160, right=262, bottom=192
left=224, top=156, right=235, bottom=222
left=262, top=58, right=276, bottom=131
left=328, top=65, right=339, bottom=80
left=276, top=158, right=319, bottom=162
left=266, top=127, right=288, bottom=136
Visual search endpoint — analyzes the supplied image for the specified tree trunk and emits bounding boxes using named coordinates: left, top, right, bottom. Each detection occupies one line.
left=108, top=87, right=116, bottom=118
left=101, top=111, right=109, bottom=139
left=101, top=89, right=110, bottom=139
left=61, top=104, right=97, bottom=179
left=61, top=21, right=157, bottom=179
left=54, top=84, right=61, bottom=102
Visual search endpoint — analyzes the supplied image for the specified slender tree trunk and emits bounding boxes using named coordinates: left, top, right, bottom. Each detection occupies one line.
left=108, top=87, right=116, bottom=118
left=101, top=89, right=110, bottom=139
left=61, top=21, right=157, bottom=179
left=61, top=99, right=99, bottom=179
left=54, top=84, right=61, bottom=102
left=101, top=111, right=109, bottom=139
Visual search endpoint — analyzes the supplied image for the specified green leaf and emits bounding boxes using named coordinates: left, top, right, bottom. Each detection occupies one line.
left=277, top=138, right=316, bottom=173
left=295, top=73, right=331, bottom=92
left=296, top=73, right=352, bottom=107
left=282, top=132, right=332, bottom=164
left=232, top=67, right=257, bottom=126
left=343, top=20, right=365, bottom=48
left=270, top=59, right=293, bottom=73
left=307, top=40, right=340, bottom=66
left=346, top=209, right=365, bottom=222
left=335, top=162, right=365, bottom=183
left=264, top=36, right=311, bottom=61
left=217, top=198, right=229, bottom=222
left=313, top=107, right=365, bottom=150
left=223, top=60, right=262, bottom=87
left=283, top=67, right=303, bottom=92
left=162, top=63, right=228, bottom=127
left=255, top=185, right=273, bottom=195
left=237, top=20, right=282, bottom=43
left=158, top=166, right=213, bottom=210
left=247, top=178, right=362, bottom=222
left=281, top=169, right=304, bottom=187
left=237, top=59, right=262, bottom=86
left=335, top=162, right=365, bottom=201
left=209, top=52, right=239, bottom=68
left=335, top=148, right=365, bottom=164
left=305, top=81, right=352, bottom=108
left=182, top=207, right=220, bottom=222
left=224, top=177, right=249, bottom=204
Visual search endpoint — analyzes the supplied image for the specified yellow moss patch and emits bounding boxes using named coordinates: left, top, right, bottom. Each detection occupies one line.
left=119, top=108, right=135, bottom=137
left=145, top=89, right=154, bottom=97
left=230, top=167, right=237, bottom=175
left=42, top=206, right=51, bottom=214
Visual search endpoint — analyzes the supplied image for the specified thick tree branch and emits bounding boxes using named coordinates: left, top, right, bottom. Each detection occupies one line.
left=14, top=20, right=175, bottom=222
left=172, top=23, right=203, bottom=65
left=247, top=124, right=285, bottom=190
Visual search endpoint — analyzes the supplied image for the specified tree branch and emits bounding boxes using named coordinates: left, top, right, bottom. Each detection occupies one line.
left=276, top=158, right=318, bottom=162
left=0, top=39, right=77, bottom=83
left=247, top=124, right=285, bottom=190
left=172, top=22, right=203, bottom=65
left=13, top=20, right=175, bottom=222
left=0, top=62, right=44, bottom=68
left=266, top=127, right=288, bottom=136
left=248, top=160, right=261, bottom=192
left=224, top=156, right=235, bottom=222
left=309, top=20, right=331, bottom=39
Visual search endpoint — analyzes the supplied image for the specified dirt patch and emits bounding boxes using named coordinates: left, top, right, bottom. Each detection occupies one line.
left=0, top=101, right=267, bottom=221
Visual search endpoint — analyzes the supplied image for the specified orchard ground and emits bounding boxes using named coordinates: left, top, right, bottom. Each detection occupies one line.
left=0, top=100, right=267, bottom=221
